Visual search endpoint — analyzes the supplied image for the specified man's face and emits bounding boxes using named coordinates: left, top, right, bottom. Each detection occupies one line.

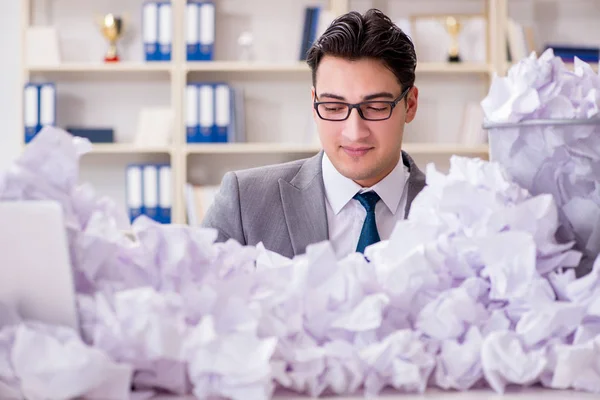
left=312, top=55, right=418, bottom=187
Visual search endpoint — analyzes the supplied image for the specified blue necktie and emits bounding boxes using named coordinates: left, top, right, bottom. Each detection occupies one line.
left=354, top=191, right=381, bottom=254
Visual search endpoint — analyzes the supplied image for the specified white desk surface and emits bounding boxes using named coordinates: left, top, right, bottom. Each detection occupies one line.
left=152, top=386, right=597, bottom=399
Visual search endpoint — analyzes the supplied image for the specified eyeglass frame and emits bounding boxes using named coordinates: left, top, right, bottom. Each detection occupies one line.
left=313, top=86, right=412, bottom=122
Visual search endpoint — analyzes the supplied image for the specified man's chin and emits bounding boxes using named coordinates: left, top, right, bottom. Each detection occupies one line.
left=339, top=168, right=377, bottom=184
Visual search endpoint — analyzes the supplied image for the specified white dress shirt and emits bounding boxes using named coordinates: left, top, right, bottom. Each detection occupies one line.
left=322, top=152, right=410, bottom=258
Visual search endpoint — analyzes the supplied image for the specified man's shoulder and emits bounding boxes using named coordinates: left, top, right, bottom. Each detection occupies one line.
left=232, top=153, right=321, bottom=187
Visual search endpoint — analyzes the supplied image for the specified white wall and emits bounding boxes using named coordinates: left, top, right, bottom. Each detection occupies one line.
left=0, top=0, right=21, bottom=171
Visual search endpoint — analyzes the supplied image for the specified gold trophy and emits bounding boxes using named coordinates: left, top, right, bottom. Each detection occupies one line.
left=444, top=16, right=462, bottom=63
left=98, top=14, right=124, bottom=62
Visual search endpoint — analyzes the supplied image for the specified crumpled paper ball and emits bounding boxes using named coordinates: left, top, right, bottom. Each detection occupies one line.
left=0, top=126, right=599, bottom=399
left=482, top=48, right=600, bottom=276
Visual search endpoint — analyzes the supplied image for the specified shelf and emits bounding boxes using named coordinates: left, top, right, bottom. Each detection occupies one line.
left=186, top=143, right=321, bottom=154
left=186, top=61, right=492, bottom=74
left=185, top=61, right=492, bottom=75
left=416, top=62, right=492, bottom=74
left=85, top=144, right=174, bottom=155
left=186, top=61, right=310, bottom=73
left=26, top=62, right=173, bottom=73
left=185, top=142, right=489, bottom=156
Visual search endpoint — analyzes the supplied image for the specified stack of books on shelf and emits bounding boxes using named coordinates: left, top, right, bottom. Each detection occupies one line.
left=186, top=83, right=245, bottom=143
left=126, top=163, right=172, bottom=224
left=185, top=183, right=219, bottom=226
left=299, top=6, right=335, bottom=60
left=544, top=45, right=600, bottom=63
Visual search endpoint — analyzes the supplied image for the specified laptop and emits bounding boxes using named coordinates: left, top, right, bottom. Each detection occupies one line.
left=0, top=200, right=79, bottom=331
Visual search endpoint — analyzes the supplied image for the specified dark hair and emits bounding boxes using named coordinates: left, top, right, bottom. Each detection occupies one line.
left=306, top=8, right=416, bottom=91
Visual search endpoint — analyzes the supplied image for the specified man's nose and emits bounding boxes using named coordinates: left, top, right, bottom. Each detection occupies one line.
left=341, top=107, right=370, bottom=141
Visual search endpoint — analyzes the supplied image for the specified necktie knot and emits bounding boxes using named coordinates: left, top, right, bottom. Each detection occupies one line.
left=353, top=191, right=381, bottom=212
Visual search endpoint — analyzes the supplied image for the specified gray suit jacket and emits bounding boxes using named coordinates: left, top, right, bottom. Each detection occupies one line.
left=200, top=150, right=426, bottom=259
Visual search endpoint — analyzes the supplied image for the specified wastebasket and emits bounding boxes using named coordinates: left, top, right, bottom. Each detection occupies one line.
left=483, top=118, right=600, bottom=276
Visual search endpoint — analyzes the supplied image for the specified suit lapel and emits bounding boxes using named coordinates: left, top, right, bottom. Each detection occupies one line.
left=279, top=151, right=329, bottom=256
left=401, top=150, right=427, bottom=218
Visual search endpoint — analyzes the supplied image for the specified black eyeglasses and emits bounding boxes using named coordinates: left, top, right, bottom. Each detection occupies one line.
left=313, top=86, right=412, bottom=121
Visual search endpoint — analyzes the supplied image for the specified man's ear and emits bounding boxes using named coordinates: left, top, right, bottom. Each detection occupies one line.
left=404, top=86, right=419, bottom=124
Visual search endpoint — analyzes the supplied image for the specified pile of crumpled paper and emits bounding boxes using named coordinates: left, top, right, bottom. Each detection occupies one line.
left=1, top=50, right=599, bottom=400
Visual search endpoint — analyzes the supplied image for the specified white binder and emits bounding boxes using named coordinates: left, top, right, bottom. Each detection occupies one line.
left=214, top=83, right=231, bottom=143
left=186, top=84, right=199, bottom=143
left=126, top=164, right=143, bottom=222
left=158, top=165, right=172, bottom=224
left=143, top=164, right=159, bottom=220
left=24, top=84, right=39, bottom=143
left=39, top=83, right=56, bottom=129
left=158, top=2, right=172, bottom=61
left=143, top=2, right=159, bottom=61
left=186, top=2, right=200, bottom=60
left=198, top=84, right=214, bottom=142
left=198, top=2, right=215, bottom=61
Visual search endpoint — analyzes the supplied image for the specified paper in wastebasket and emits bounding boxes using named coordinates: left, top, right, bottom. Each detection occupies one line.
left=481, top=49, right=600, bottom=276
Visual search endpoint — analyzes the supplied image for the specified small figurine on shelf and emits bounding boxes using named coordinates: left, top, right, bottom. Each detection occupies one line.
left=98, top=14, right=125, bottom=62
left=237, top=31, right=255, bottom=62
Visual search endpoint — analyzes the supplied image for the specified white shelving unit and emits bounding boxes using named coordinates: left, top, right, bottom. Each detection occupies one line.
left=86, top=144, right=174, bottom=155
left=20, top=0, right=512, bottom=225
left=186, top=61, right=310, bottom=73
left=25, top=63, right=174, bottom=73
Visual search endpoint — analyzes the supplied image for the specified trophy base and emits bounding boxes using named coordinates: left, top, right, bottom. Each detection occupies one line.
left=447, top=54, right=461, bottom=63
left=104, top=54, right=120, bottom=63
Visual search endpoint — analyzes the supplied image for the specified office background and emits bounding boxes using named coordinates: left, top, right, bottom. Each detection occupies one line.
left=1, top=0, right=598, bottom=226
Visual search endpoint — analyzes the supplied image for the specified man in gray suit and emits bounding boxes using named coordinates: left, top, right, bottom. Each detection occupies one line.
left=202, top=9, right=426, bottom=259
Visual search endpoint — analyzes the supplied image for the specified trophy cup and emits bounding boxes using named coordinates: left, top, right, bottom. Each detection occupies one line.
left=99, top=14, right=124, bottom=62
left=444, top=16, right=462, bottom=63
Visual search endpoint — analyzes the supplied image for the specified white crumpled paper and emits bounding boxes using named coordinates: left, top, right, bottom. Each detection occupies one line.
left=482, top=48, right=600, bottom=276
left=1, top=322, right=132, bottom=400
left=0, top=126, right=600, bottom=399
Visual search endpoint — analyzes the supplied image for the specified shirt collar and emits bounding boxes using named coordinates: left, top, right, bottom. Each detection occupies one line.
left=322, top=152, right=409, bottom=215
